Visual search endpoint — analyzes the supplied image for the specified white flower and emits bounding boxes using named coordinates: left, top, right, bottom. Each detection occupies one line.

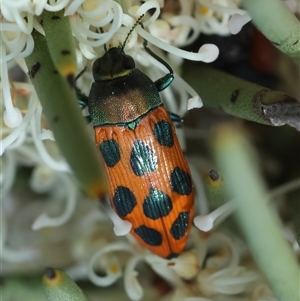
left=197, top=266, right=257, bottom=296
left=1, top=0, right=221, bottom=130
left=195, top=0, right=246, bottom=35
left=0, top=0, right=219, bottom=246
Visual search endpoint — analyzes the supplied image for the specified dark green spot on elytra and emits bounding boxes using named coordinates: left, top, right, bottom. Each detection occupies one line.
left=130, top=140, right=158, bottom=176
left=113, top=186, right=137, bottom=217
left=170, top=167, right=192, bottom=195
left=153, top=120, right=174, bottom=147
left=99, top=139, right=121, bottom=167
left=170, top=211, right=190, bottom=240
left=143, top=188, right=172, bottom=220
left=134, top=225, right=162, bottom=246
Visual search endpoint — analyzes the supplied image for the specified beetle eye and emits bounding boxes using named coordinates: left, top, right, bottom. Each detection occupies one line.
left=122, top=55, right=135, bottom=70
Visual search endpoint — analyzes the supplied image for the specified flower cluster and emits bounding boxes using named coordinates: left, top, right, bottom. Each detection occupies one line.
left=1, top=1, right=298, bottom=301
left=1, top=0, right=239, bottom=242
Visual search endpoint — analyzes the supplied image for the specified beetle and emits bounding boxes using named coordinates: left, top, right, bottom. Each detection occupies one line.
left=82, top=34, right=194, bottom=259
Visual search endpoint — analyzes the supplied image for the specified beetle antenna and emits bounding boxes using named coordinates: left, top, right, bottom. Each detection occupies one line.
left=99, top=27, right=108, bottom=52
left=121, top=14, right=145, bottom=52
left=73, top=67, right=87, bottom=87
left=141, top=27, right=173, bottom=75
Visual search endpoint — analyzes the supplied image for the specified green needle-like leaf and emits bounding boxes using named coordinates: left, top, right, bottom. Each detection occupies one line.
left=204, top=169, right=227, bottom=209
left=43, top=268, right=90, bottom=301
left=182, top=62, right=300, bottom=130
left=211, top=123, right=300, bottom=301
left=242, top=0, right=300, bottom=63
left=25, top=30, right=107, bottom=198
left=42, top=10, right=77, bottom=82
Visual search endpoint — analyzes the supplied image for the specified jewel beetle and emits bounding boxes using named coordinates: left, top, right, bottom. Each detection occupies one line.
left=84, top=36, right=194, bottom=259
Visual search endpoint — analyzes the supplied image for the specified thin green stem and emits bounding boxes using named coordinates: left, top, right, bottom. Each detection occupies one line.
left=204, top=170, right=228, bottom=209
left=211, top=123, right=300, bottom=301
left=43, top=268, right=90, bottom=301
left=182, top=62, right=300, bottom=130
left=242, top=0, right=300, bottom=62
left=42, top=10, right=77, bottom=81
left=25, top=30, right=106, bottom=198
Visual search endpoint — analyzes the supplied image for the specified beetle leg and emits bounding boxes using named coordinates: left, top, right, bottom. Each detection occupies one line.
left=73, top=67, right=86, bottom=86
left=77, top=91, right=89, bottom=108
left=154, top=74, right=174, bottom=92
left=142, top=40, right=174, bottom=92
left=76, top=90, right=91, bottom=123
left=168, top=111, right=183, bottom=123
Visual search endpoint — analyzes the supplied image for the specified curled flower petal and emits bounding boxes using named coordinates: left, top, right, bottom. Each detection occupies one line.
left=145, top=254, right=182, bottom=286
left=197, top=0, right=246, bottom=15
left=65, top=0, right=85, bottom=15
left=1, top=23, right=34, bottom=62
left=0, top=151, right=17, bottom=198
left=194, top=201, right=236, bottom=232
left=35, top=105, right=55, bottom=141
left=124, top=255, right=145, bottom=300
left=29, top=164, right=57, bottom=193
left=137, top=26, right=219, bottom=62
left=88, top=242, right=135, bottom=286
left=1, top=45, right=23, bottom=127
left=168, top=250, right=200, bottom=280
left=206, top=233, right=240, bottom=269
left=197, top=266, right=257, bottom=296
left=100, top=200, right=132, bottom=236
left=187, top=96, right=202, bottom=110
left=0, top=208, right=40, bottom=263
left=174, top=75, right=203, bottom=112
left=2, top=247, right=40, bottom=263
left=128, top=1, right=161, bottom=27
left=5, top=129, right=26, bottom=150
left=1, top=84, right=38, bottom=156
left=209, top=267, right=257, bottom=294
left=195, top=0, right=247, bottom=36
left=198, top=44, right=219, bottom=63
left=44, top=0, right=69, bottom=11
left=229, top=13, right=252, bottom=35
left=30, top=116, right=70, bottom=172
left=167, top=15, right=200, bottom=46
left=252, top=284, right=277, bottom=301
left=3, top=107, right=23, bottom=128
left=69, top=0, right=123, bottom=50
left=31, top=174, right=78, bottom=230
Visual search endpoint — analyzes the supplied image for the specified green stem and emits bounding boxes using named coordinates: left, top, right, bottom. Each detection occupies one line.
left=211, top=123, right=300, bottom=301
left=25, top=30, right=106, bottom=198
left=204, top=170, right=228, bottom=209
left=242, top=0, right=300, bottom=62
left=182, top=62, right=300, bottom=129
left=43, top=268, right=90, bottom=301
left=42, top=10, right=77, bottom=81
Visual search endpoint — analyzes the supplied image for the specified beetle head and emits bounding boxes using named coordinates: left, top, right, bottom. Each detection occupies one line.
left=92, top=48, right=135, bottom=81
